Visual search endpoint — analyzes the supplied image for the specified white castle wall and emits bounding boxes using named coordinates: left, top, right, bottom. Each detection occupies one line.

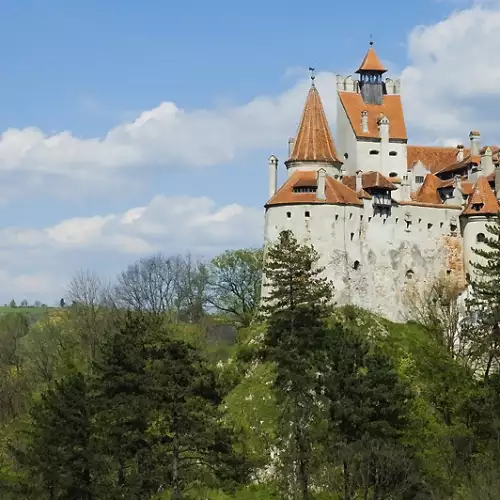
left=461, top=216, right=495, bottom=281
left=264, top=201, right=464, bottom=322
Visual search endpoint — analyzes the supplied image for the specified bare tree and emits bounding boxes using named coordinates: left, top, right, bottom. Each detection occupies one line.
left=404, top=276, right=467, bottom=359
left=115, top=253, right=181, bottom=316
left=67, top=269, right=116, bottom=360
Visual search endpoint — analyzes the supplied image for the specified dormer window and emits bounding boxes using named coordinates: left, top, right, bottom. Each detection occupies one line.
left=472, top=204, right=482, bottom=212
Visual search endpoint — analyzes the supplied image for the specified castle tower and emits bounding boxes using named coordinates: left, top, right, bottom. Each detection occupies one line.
left=336, top=42, right=408, bottom=185
left=285, top=79, right=343, bottom=179
left=461, top=176, right=500, bottom=280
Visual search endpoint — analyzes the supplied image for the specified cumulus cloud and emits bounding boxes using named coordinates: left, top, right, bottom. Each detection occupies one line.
left=0, top=73, right=338, bottom=199
left=402, top=3, right=500, bottom=144
left=0, top=195, right=263, bottom=304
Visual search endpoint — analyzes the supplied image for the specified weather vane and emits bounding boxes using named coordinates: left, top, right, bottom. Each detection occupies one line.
left=309, top=67, right=316, bottom=83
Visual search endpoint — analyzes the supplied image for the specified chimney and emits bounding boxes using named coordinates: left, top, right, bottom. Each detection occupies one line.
left=469, top=131, right=481, bottom=156
left=316, top=168, right=326, bottom=200
left=355, top=169, right=363, bottom=192
left=268, top=155, right=278, bottom=199
left=361, top=111, right=369, bottom=133
left=288, top=137, right=295, bottom=157
left=453, top=174, right=462, bottom=192
left=400, top=169, right=411, bottom=201
left=456, top=144, right=464, bottom=162
left=481, top=146, right=494, bottom=177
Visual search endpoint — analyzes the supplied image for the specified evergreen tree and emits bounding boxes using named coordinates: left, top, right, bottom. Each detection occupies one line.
left=20, top=372, right=93, bottom=500
left=146, top=336, right=249, bottom=499
left=466, top=213, right=500, bottom=380
left=320, top=320, right=417, bottom=499
left=261, top=230, right=334, bottom=500
left=91, top=311, right=154, bottom=499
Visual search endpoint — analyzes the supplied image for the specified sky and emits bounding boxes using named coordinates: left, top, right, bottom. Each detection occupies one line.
left=0, top=0, right=497, bottom=304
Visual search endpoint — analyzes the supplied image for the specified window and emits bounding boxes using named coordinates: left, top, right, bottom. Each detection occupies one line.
left=396, top=218, right=399, bottom=223
left=389, top=151, right=398, bottom=156
left=305, top=211, right=310, bottom=218
left=415, top=176, right=424, bottom=183
left=344, top=152, right=349, bottom=159
left=350, top=233, right=354, bottom=241
left=477, top=232, right=486, bottom=243
left=369, top=150, right=379, bottom=155
left=389, top=172, right=398, bottom=178
left=335, top=214, right=339, bottom=221
left=293, top=186, right=317, bottom=193
left=286, top=211, right=291, bottom=218
left=446, top=269, right=452, bottom=275
left=428, top=223, right=433, bottom=229
left=368, top=216, right=372, bottom=222
left=353, top=260, right=360, bottom=270
left=450, top=223, right=458, bottom=232
left=349, top=213, right=353, bottom=219
left=406, top=220, right=412, bottom=230
left=406, top=270, right=414, bottom=280
left=418, top=218, right=422, bottom=224
left=440, top=222, right=444, bottom=228
left=360, top=215, right=363, bottom=221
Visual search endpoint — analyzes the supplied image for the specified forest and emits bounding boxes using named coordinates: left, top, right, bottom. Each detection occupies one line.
left=2, top=218, right=500, bottom=500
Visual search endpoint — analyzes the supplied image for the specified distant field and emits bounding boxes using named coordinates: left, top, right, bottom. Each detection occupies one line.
left=0, top=306, right=54, bottom=315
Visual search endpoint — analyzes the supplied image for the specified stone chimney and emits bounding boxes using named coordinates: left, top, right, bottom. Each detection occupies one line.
left=399, top=169, right=411, bottom=201
left=316, top=168, right=327, bottom=201
left=469, top=131, right=481, bottom=156
left=268, top=155, right=278, bottom=199
left=361, top=111, right=369, bottom=133
left=456, top=144, right=464, bottom=162
left=355, top=169, right=363, bottom=192
left=480, top=147, right=494, bottom=177
left=288, top=137, right=295, bottom=157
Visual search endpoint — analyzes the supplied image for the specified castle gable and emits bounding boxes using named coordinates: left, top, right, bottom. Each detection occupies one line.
left=338, top=91, right=407, bottom=141
left=462, top=176, right=499, bottom=215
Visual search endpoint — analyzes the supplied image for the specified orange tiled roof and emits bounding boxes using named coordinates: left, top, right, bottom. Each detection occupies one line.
left=460, top=181, right=474, bottom=196
left=399, top=201, right=462, bottom=210
left=266, top=170, right=362, bottom=207
left=356, top=46, right=387, bottom=73
left=462, top=176, right=500, bottom=216
left=407, top=146, right=464, bottom=173
left=414, top=174, right=442, bottom=205
left=342, top=171, right=396, bottom=191
left=288, top=84, right=341, bottom=164
left=338, top=92, right=407, bottom=140
left=357, top=188, right=372, bottom=200
left=436, top=154, right=480, bottom=176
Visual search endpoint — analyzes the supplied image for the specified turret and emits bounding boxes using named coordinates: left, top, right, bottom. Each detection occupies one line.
left=356, top=41, right=387, bottom=105
left=469, top=131, right=481, bottom=157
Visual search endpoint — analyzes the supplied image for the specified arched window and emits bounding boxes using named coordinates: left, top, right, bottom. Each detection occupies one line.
left=353, top=260, right=360, bottom=270
left=477, top=232, right=486, bottom=243
left=405, top=270, right=414, bottom=280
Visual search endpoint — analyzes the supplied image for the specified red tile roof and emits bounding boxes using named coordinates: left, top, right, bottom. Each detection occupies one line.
left=356, top=46, right=387, bottom=73
left=462, top=177, right=500, bottom=216
left=342, top=171, right=396, bottom=191
left=288, top=84, right=341, bottom=164
left=266, top=170, right=362, bottom=207
left=407, top=146, right=463, bottom=173
left=415, top=174, right=442, bottom=204
left=338, top=92, right=407, bottom=141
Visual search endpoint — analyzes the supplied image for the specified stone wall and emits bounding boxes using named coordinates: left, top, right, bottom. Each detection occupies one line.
left=263, top=201, right=464, bottom=322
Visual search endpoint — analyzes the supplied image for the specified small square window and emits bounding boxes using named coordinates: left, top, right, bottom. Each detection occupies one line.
left=286, top=211, right=291, bottom=218
left=305, top=211, right=310, bottom=218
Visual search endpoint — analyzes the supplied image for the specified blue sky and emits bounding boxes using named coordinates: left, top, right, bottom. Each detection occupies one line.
left=0, top=0, right=494, bottom=303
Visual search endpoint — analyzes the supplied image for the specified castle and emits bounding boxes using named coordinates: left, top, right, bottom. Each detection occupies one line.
left=263, top=43, right=500, bottom=322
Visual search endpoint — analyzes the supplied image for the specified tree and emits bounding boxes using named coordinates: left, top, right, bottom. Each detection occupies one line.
left=19, top=372, right=94, bottom=500
left=146, top=336, right=249, bottom=498
left=261, top=230, right=333, bottom=500
left=320, top=320, right=417, bottom=499
left=208, top=248, right=263, bottom=327
left=8, top=300, right=16, bottom=309
left=465, top=214, right=500, bottom=380
left=91, top=311, right=153, bottom=498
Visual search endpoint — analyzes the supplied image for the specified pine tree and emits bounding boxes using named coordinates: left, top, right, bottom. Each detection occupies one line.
left=91, top=311, right=154, bottom=498
left=146, top=336, right=248, bottom=499
left=466, top=214, right=500, bottom=380
left=21, top=372, right=93, bottom=500
left=261, top=230, right=334, bottom=500
left=320, top=321, right=416, bottom=499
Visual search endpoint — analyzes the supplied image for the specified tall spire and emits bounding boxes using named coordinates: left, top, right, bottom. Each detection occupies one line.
left=356, top=41, right=387, bottom=74
left=288, top=83, right=341, bottom=164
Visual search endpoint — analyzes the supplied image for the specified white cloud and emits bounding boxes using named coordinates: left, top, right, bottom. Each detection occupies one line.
left=0, top=73, right=338, bottom=199
left=0, top=195, right=263, bottom=303
left=402, top=4, right=500, bottom=144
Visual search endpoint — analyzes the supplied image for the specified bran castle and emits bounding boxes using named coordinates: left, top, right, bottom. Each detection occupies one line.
left=263, top=43, right=500, bottom=322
